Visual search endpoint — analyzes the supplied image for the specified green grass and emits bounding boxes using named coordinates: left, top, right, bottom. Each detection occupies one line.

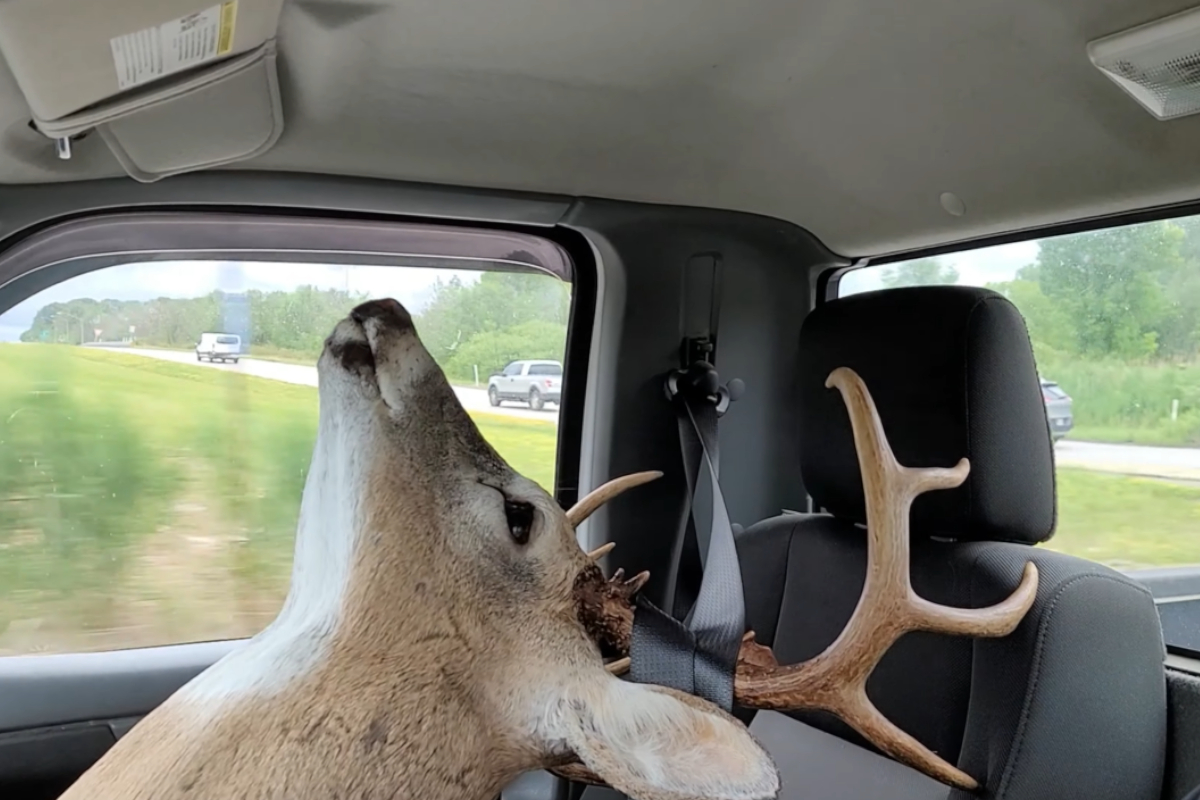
left=462, top=414, right=558, bottom=488
left=1046, top=468, right=1200, bottom=570
left=1036, top=353, right=1200, bottom=446
left=0, top=344, right=558, bottom=654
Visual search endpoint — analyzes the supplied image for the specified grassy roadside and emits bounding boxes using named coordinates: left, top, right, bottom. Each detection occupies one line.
left=1037, top=354, right=1200, bottom=447
left=0, top=344, right=554, bottom=654
left=1046, top=468, right=1200, bottom=570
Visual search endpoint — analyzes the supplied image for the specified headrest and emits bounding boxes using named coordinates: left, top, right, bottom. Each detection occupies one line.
left=798, top=285, right=1056, bottom=545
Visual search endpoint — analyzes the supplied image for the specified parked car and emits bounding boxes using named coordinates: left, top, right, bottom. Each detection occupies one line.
left=487, top=360, right=562, bottom=410
left=195, top=332, right=242, bottom=363
left=1041, top=378, right=1073, bottom=441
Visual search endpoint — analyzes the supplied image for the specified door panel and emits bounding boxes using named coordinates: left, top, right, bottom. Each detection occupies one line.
left=1166, top=663, right=1200, bottom=800
left=0, top=639, right=563, bottom=800
left=0, top=642, right=238, bottom=798
left=0, top=641, right=238, bottom=733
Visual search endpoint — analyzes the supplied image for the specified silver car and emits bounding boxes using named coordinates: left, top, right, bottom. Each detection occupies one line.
left=1041, top=378, right=1073, bottom=442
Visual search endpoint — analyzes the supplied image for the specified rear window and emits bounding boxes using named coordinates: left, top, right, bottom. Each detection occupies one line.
left=216, top=335, right=240, bottom=345
left=529, top=363, right=562, bottom=376
left=834, top=211, right=1200, bottom=654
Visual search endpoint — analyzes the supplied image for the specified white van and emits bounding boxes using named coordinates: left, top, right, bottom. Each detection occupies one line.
left=196, top=332, right=242, bottom=363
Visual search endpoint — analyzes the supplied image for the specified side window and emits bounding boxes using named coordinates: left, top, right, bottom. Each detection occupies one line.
left=502, top=362, right=523, bottom=376
left=836, top=215, right=1200, bottom=651
left=0, top=261, right=571, bottom=655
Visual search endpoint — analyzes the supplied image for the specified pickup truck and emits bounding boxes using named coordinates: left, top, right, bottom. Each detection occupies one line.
left=487, top=359, right=562, bottom=410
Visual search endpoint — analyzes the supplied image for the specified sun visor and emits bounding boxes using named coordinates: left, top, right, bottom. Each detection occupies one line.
left=0, top=0, right=285, bottom=182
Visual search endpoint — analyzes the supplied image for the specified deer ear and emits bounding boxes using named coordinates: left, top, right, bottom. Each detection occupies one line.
left=558, top=678, right=780, bottom=800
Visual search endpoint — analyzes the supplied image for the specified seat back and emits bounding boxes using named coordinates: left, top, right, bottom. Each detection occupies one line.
left=737, top=286, right=1167, bottom=800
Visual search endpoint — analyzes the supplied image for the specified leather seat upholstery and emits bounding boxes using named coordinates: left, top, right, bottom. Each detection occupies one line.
left=735, top=286, right=1167, bottom=800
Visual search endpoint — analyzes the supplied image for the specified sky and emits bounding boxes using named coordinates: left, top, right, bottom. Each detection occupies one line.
left=838, top=239, right=1040, bottom=296
left=0, top=260, right=486, bottom=342
left=0, top=239, right=1042, bottom=342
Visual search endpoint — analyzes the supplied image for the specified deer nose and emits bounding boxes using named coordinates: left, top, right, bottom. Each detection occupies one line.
left=350, top=298, right=414, bottom=331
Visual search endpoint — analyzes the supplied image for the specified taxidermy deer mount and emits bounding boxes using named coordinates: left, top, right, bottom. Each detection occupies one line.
left=55, top=298, right=1035, bottom=800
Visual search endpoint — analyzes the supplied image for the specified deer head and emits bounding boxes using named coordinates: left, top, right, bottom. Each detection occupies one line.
left=269, top=300, right=780, bottom=795
left=306, top=298, right=780, bottom=800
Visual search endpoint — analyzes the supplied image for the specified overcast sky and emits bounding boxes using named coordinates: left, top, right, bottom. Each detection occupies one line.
left=838, top=239, right=1040, bottom=295
left=0, top=261, right=486, bottom=342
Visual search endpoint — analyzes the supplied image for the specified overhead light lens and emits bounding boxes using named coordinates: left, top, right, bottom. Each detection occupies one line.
left=1088, top=6, right=1200, bottom=120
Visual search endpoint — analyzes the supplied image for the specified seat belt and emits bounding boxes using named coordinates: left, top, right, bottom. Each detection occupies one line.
left=626, top=253, right=747, bottom=712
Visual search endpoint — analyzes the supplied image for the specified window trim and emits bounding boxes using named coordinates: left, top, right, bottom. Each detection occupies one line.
left=0, top=211, right=575, bottom=315
left=816, top=196, right=1200, bottom=306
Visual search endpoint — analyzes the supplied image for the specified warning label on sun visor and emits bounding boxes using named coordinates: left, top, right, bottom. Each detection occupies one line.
left=110, top=1, right=238, bottom=91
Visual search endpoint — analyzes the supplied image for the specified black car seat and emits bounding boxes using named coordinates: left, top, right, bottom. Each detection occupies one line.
left=734, top=285, right=1168, bottom=800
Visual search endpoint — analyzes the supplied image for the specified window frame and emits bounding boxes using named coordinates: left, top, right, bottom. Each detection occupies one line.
left=0, top=207, right=599, bottom=658
left=0, top=211, right=576, bottom=309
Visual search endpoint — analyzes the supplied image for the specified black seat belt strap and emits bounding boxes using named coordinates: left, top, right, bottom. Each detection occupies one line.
left=626, top=254, right=747, bottom=712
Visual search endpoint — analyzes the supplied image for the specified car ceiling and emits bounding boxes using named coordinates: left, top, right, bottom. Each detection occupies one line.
left=2, top=0, right=1200, bottom=258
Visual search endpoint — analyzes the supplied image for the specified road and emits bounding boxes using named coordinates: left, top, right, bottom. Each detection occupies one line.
left=96, top=346, right=1200, bottom=480
left=106, top=347, right=561, bottom=424
left=1055, top=440, right=1200, bottom=483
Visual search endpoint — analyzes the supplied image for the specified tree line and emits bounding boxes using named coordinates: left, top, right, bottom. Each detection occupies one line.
left=21, top=270, right=571, bottom=380
left=23, top=219, right=1200, bottom=374
left=876, top=216, right=1200, bottom=443
left=880, top=216, right=1200, bottom=363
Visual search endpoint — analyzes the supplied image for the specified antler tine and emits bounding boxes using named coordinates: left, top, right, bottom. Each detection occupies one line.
left=605, top=656, right=632, bottom=675
left=566, top=471, right=663, bottom=527
left=586, top=541, right=616, bottom=561
left=734, top=367, right=1040, bottom=791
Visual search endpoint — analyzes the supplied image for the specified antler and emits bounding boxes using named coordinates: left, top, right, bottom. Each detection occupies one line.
left=567, top=470, right=663, bottom=527
left=732, top=367, right=1039, bottom=790
left=566, top=367, right=1040, bottom=792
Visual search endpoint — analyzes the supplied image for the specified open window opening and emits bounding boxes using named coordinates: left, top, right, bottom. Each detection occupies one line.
left=0, top=214, right=581, bottom=657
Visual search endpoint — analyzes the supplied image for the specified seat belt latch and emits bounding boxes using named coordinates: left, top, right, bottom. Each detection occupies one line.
left=664, top=341, right=744, bottom=417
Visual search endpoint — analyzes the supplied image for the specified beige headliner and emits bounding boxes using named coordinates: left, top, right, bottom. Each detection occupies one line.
left=3, top=0, right=1200, bottom=257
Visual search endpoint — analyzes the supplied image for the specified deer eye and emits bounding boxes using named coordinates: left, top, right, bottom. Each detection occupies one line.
left=504, top=499, right=535, bottom=545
